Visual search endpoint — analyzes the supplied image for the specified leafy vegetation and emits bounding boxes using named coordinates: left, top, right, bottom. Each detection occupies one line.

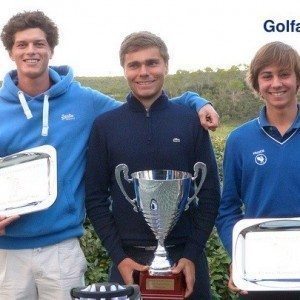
left=80, top=220, right=111, bottom=284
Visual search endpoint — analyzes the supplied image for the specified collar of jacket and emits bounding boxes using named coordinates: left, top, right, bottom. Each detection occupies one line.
left=258, top=104, right=300, bottom=130
left=126, top=91, right=169, bottom=112
left=0, top=65, right=73, bottom=103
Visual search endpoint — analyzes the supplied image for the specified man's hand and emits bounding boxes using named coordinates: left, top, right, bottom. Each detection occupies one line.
left=198, top=104, right=219, bottom=131
left=228, top=264, right=248, bottom=296
left=118, top=257, right=148, bottom=284
left=171, top=258, right=195, bottom=298
left=0, top=215, right=20, bottom=235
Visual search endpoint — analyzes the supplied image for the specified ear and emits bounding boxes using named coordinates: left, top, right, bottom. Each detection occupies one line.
left=258, top=91, right=265, bottom=101
left=165, top=62, right=169, bottom=75
left=50, top=49, right=54, bottom=59
left=9, top=51, right=15, bottom=61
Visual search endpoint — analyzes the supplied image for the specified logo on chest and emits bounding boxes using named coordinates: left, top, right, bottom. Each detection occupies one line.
left=61, top=113, right=75, bottom=121
left=253, top=149, right=267, bottom=165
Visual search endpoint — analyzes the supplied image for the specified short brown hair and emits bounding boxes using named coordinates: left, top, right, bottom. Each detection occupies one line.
left=247, top=41, right=300, bottom=93
left=119, top=31, right=169, bottom=67
left=1, top=10, right=59, bottom=51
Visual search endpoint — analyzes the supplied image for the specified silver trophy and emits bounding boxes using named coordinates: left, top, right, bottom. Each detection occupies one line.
left=115, top=162, right=206, bottom=275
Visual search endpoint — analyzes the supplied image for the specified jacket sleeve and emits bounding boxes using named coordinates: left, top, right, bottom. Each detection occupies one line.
left=215, top=133, right=244, bottom=257
left=182, top=126, right=221, bottom=263
left=171, top=91, right=210, bottom=112
left=91, top=88, right=122, bottom=118
left=85, top=119, right=127, bottom=266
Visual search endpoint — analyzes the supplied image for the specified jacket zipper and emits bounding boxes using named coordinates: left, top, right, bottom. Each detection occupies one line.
left=146, top=109, right=151, bottom=143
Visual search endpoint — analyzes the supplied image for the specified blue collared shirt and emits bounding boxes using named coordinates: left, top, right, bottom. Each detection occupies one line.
left=258, top=105, right=300, bottom=143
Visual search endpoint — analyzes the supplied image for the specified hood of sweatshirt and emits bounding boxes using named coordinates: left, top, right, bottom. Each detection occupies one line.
left=0, top=65, right=74, bottom=136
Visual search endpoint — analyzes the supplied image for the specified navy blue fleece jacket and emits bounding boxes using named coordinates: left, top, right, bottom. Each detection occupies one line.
left=85, top=92, right=220, bottom=265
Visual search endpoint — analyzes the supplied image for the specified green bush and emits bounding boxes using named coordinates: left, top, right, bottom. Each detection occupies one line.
left=80, top=220, right=111, bottom=284
left=80, top=133, right=237, bottom=299
left=206, top=229, right=234, bottom=299
left=208, top=135, right=236, bottom=299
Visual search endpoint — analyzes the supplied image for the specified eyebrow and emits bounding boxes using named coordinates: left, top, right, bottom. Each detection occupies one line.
left=127, top=58, right=160, bottom=64
left=260, top=68, right=291, bottom=74
left=15, top=38, right=48, bottom=43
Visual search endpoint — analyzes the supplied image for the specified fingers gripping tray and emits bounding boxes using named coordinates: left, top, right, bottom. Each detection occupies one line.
left=0, top=145, right=57, bottom=216
left=232, top=218, right=300, bottom=291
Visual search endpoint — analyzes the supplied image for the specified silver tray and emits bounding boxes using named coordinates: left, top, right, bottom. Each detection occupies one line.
left=232, top=217, right=300, bottom=291
left=0, top=145, right=57, bottom=216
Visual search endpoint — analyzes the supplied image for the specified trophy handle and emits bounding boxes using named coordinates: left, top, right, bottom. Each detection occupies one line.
left=115, top=164, right=138, bottom=212
left=186, top=162, right=207, bottom=209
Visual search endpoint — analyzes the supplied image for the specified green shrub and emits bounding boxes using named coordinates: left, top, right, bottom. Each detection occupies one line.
left=80, top=220, right=111, bottom=284
left=206, top=229, right=235, bottom=299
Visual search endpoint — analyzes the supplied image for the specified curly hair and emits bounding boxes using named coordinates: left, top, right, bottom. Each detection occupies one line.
left=1, top=10, right=59, bottom=51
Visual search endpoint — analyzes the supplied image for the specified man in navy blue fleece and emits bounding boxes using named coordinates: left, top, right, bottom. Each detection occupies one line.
left=216, top=41, right=300, bottom=299
left=85, top=31, right=221, bottom=299
left=0, top=12, right=219, bottom=300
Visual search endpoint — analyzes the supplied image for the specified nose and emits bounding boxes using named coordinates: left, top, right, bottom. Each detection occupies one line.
left=139, top=64, right=148, bottom=77
left=26, top=43, right=36, bottom=54
left=271, top=76, right=283, bottom=88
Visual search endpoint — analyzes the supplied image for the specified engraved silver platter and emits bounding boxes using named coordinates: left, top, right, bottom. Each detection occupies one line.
left=0, top=145, right=57, bottom=216
left=233, top=217, right=300, bottom=291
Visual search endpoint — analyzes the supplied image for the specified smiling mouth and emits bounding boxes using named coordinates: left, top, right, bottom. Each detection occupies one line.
left=24, top=59, right=40, bottom=64
left=269, top=91, right=286, bottom=96
left=136, top=81, right=155, bottom=85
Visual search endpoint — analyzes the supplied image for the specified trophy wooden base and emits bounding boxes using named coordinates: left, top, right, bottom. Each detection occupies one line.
left=136, top=271, right=185, bottom=300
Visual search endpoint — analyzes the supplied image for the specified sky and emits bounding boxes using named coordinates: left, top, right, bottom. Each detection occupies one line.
left=0, top=0, right=299, bottom=79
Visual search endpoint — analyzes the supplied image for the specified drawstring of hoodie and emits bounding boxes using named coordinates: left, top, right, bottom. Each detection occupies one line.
left=18, top=91, right=33, bottom=119
left=42, top=94, right=49, bottom=136
left=17, top=91, right=50, bottom=137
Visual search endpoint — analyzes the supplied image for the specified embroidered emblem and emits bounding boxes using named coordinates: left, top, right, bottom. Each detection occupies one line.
left=173, top=138, right=181, bottom=143
left=255, top=154, right=267, bottom=165
left=61, top=113, right=75, bottom=121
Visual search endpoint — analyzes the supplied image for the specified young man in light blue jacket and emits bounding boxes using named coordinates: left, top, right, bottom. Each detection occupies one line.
left=0, top=11, right=219, bottom=300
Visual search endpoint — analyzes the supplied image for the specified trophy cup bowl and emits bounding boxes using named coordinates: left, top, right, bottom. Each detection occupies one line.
left=115, top=162, right=206, bottom=298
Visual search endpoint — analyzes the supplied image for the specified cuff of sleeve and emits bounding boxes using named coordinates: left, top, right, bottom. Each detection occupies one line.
left=196, top=101, right=211, bottom=112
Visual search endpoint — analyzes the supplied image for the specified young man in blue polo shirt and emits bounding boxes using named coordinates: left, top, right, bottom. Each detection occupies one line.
left=217, top=41, right=300, bottom=299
